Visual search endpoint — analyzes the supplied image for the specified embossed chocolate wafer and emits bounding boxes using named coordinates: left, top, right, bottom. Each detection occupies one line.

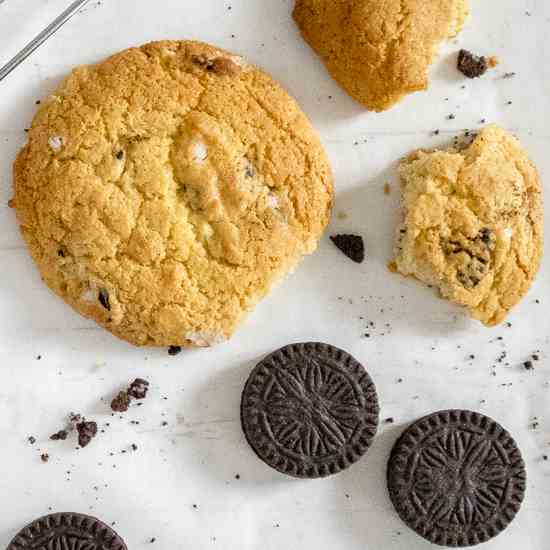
left=387, top=410, right=526, bottom=547
left=8, top=512, right=127, bottom=550
left=241, top=342, right=379, bottom=478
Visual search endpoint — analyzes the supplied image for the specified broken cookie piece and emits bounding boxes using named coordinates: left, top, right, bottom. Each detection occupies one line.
left=293, top=0, right=469, bottom=111
left=393, top=125, right=543, bottom=326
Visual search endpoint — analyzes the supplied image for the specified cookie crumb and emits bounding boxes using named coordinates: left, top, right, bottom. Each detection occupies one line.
left=111, top=391, right=131, bottom=413
left=76, top=421, right=98, bottom=448
left=28, top=436, right=36, bottom=445
left=50, top=430, right=69, bottom=441
left=384, top=183, right=391, bottom=195
left=41, top=453, right=50, bottom=463
left=457, top=49, right=489, bottom=78
left=330, top=234, right=365, bottom=264
left=523, top=361, right=534, bottom=371
left=385, top=417, right=395, bottom=424
left=168, top=346, right=182, bottom=356
left=128, top=378, right=149, bottom=400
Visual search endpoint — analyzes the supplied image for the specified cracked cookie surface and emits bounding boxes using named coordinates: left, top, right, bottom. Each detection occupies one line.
left=393, top=125, right=543, bottom=326
left=293, top=0, right=469, bottom=111
left=13, top=40, right=333, bottom=347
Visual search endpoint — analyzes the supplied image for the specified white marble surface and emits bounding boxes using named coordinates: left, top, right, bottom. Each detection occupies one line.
left=0, top=1, right=549, bottom=548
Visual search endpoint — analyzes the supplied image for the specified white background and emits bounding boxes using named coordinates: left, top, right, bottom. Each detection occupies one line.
left=0, top=1, right=549, bottom=548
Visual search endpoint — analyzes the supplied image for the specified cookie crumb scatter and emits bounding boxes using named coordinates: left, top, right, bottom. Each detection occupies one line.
left=41, top=453, right=49, bottom=463
left=330, top=234, right=365, bottom=264
left=168, top=346, right=182, bottom=356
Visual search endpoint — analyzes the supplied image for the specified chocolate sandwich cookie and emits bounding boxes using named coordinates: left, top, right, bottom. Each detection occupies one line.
left=241, top=342, right=379, bottom=478
left=387, top=410, right=526, bottom=547
left=8, top=513, right=127, bottom=550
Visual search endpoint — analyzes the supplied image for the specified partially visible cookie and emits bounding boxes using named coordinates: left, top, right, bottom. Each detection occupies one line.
left=387, top=410, right=526, bottom=547
left=241, top=343, right=379, bottom=478
left=293, top=0, right=469, bottom=111
left=13, top=40, right=333, bottom=347
left=8, top=513, right=127, bottom=550
left=393, top=125, right=543, bottom=326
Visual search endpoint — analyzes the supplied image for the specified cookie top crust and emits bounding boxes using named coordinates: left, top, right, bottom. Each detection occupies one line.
left=393, top=125, right=543, bottom=326
left=13, top=40, right=333, bottom=347
left=293, top=0, right=469, bottom=111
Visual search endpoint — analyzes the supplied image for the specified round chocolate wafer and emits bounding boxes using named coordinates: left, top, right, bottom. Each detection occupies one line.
left=8, top=513, right=127, bottom=550
left=241, top=342, right=379, bottom=478
left=387, top=410, right=526, bottom=547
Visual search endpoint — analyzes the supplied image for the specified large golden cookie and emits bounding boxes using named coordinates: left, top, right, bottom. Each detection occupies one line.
left=393, top=125, right=543, bottom=326
left=293, top=0, right=469, bottom=111
left=13, top=41, right=333, bottom=347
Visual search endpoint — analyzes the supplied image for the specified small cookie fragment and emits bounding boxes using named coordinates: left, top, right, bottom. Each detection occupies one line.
left=111, top=391, right=131, bottom=412
left=393, top=125, right=543, bottom=326
left=128, top=378, right=149, bottom=400
left=387, top=410, right=526, bottom=547
left=293, top=0, right=469, bottom=111
left=50, top=430, right=69, bottom=441
left=457, top=49, right=488, bottom=78
left=76, top=420, right=98, bottom=448
left=7, top=513, right=127, bottom=550
left=330, top=234, right=365, bottom=264
left=241, top=343, right=379, bottom=478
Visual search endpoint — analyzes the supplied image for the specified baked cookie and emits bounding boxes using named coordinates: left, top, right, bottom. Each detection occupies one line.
left=393, top=125, right=543, bottom=326
left=13, top=41, right=333, bottom=347
left=293, top=0, right=469, bottom=111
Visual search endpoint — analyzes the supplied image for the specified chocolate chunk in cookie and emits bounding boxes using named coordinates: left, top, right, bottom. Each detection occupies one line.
left=388, top=410, right=526, bottom=547
left=241, top=343, right=379, bottom=478
left=7, top=513, right=127, bottom=550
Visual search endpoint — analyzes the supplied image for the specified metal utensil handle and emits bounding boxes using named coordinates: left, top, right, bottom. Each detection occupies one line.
left=0, top=0, right=91, bottom=82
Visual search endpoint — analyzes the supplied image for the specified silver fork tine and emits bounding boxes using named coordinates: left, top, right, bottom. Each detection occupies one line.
left=0, top=0, right=92, bottom=83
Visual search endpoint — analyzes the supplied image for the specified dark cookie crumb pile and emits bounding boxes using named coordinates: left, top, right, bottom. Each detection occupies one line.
left=330, top=234, right=365, bottom=264
left=457, top=49, right=489, bottom=78
left=110, top=378, right=150, bottom=412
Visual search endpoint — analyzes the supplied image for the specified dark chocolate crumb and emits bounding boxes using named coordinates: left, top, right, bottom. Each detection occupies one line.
left=28, top=436, right=36, bottom=445
left=385, top=417, right=395, bottom=424
left=41, top=453, right=50, bottom=463
left=131, top=443, right=138, bottom=451
left=115, top=150, right=124, bottom=160
left=128, top=378, right=149, bottom=400
left=57, top=249, right=65, bottom=257
left=447, top=114, right=456, bottom=120
left=111, top=391, right=131, bottom=412
left=502, top=72, right=516, bottom=79
left=235, top=474, right=240, bottom=480
left=76, top=421, right=98, bottom=448
left=523, top=361, right=534, bottom=371
left=50, top=430, right=69, bottom=441
left=543, top=455, right=548, bottom=461
left=161, top=421, right=168, bottom=427
left=150, top=538, right=156, bottom=543
left=36, top=355, right=42, bottom=360
left=457, top=49, right=489, bottom=78
left=35, top=100, right=41, bottom=105
left=98, top=289, right=111, bottom=311
left=532, top=354, right=540, bottom=361
left=192, top=504, right=198, bottom=509
left=330, top=234, right=365, bottom=264
left=168, top=346, right=182, bottom=356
